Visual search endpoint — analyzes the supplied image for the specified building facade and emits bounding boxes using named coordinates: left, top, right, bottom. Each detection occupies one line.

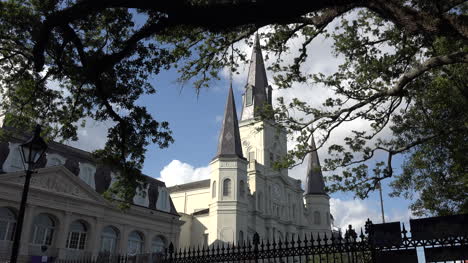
left=0, top=130, right=182, bottom=260
left=169, top=36, right=332, bottom=248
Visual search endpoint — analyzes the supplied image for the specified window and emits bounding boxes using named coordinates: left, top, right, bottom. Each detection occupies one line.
left=100, top=226, right=118, bottom=253
left=223, top=179, right=232, bottom=197
left=269, top=152, right=274, bottom=167
left=79, top=163, right=96, bottom=188
left=0, top=207, right=16, bottom=241
left=239, top=180, right=245, bottom=198
left=127, top=231, right=144, bottom=255
left=30, top=214, right=55, bottom=246
left=66, top=221, right=87, bottom=250
left=212, top=181, right=216, bottom=198
left=239, top=231, right=244, bottom=243
left=245, top=86, right=253, bottom=106
left=292, top=204, right=296, bottom=218
left=326, top=212, right=330, bottom=226
left=151, top=235, right=166, bottom=254
left=314, top=211, right=321, bottom=225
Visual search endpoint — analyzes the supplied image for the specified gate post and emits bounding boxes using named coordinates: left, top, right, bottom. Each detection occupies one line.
left=253, top=233, right=260, bottom=263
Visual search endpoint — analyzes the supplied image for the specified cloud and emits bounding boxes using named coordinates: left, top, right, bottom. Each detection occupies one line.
left=158, top=160, right=210, bottom=187
left=64, top=118, right=113, bottom=152
left=330, top=198, right=411, bottom=231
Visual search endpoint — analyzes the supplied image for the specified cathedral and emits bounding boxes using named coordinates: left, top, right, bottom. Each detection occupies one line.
left=168, top=36, right=332, bottom=248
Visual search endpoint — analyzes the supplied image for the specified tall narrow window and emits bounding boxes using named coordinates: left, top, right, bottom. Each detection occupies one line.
left=127, top=231, right=144, bottom=255
left=314, top=211, right=321, bottom=225
left=203, top=234, right=208, bottom=248
left=239, top=231, right=244, bottom=243
left=66, top=221, right=88, bottom=250
left=100, top=226, right=118, bottom=253
left=223, top=179, right=232, bottom=196
left=212, top=181, right=217, bottom=198
left=239, top=180, right=245, bottom=198
left=245, top=86, right=253, bottom=106
left=151, top=235, right=166, bottom=253
left=30, top=214, right=55, bottom=246
left=0, top=207, right=16, bottom=241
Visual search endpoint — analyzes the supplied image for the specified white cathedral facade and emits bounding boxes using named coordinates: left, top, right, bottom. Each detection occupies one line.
left=169, top=36, right=332, bottom=248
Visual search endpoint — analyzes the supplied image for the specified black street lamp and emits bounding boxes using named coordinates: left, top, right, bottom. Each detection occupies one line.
left=10, top=125, right=48, bottom=263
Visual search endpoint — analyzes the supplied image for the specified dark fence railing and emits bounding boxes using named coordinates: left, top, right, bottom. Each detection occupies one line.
left=164, top=214, right=468, bottom=263
left=1, top=214, right=467, bottom=263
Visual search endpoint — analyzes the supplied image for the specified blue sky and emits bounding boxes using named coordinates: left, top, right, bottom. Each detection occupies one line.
left=65, top=24, right=416, bottom=231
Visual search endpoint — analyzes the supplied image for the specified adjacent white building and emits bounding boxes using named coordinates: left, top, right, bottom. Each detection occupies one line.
left=169, top=36, right=332, bottom=248
left=0, top=130, right=182, bottom=260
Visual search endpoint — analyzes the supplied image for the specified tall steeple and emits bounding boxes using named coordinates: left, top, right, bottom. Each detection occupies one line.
left=304, top=134, right=327, bottom=196
left=240, top=34, right=272, bottom=121
left=215, top=86, right=244, bottom=159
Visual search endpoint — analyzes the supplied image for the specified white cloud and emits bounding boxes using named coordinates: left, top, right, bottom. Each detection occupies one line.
left=330, top=197, right=411, bottom=231
left=64, top=118, right=113, bottom=152
left=158, top=160, right=210, bottom=187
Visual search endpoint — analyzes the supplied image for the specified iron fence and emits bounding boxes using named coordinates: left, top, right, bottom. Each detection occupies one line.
left=164, top=214, right=468, bottom=263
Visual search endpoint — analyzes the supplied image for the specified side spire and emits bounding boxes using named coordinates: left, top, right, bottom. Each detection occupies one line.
left=215, top=87, right=244, bottom=160
left=304, top=133, right=327, bottom=196
left=240, top=34, right=272, bottom=121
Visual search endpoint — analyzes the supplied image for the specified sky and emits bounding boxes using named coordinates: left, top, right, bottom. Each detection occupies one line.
left=63, top=14, right=418, bottom=232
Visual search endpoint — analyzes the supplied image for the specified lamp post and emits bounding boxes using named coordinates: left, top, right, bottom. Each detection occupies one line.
left=10, top=125, right=48, bottom=263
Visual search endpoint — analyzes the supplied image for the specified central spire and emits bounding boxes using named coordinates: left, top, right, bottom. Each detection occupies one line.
left=215, top=86, right=244, bottom=160
left=304, top=133, right=327, bottom=196
left=240, top=34, right=272, bottom=121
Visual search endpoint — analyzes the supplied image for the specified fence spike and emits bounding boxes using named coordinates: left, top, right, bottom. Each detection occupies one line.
left=402, top=222, right=408, bottom=239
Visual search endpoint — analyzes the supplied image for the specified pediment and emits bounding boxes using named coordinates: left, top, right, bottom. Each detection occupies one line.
left=1, top=166, right=110, bottom=205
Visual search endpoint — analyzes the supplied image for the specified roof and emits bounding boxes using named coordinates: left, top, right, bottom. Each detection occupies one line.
left=215, top=86, right=244, bottom=160
left=304, top=133, right=328, bottom=196
left=0, top=127, right=179, bottom=216
left=167, top=179, right=211, bottom=193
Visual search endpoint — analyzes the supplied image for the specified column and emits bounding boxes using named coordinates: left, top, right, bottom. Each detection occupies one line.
left=88, top=217, right=103, bottom=256
left=118, top=224, right=128, bottom=255
left=56, top=212, right=72, bottom=259
left=144, top=230, right=152, bottom=253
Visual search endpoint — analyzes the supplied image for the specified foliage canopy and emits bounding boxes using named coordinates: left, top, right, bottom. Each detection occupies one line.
left=0, top=0, right=466, bottom=213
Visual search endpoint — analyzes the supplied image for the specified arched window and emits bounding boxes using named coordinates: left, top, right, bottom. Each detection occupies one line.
left=212, top=181, right=216, bottom=198
left=66, top=220, right=87, bottom=250
left=100, top=226, right=118, bottom=253
left=239, top=180, right=245, bottom=197
left=151, top=235, right=166, bottom=254
left=223, top=179, right=231, bottom=197
left=314, top=211, right=321, bottom=225
left=0, top=207, right=16, bottom=241
left=127, top=231, right=144, bottom=255
left=31, top=214, right=55, bottom=246
left=239, top=231, right=244, bottom=243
